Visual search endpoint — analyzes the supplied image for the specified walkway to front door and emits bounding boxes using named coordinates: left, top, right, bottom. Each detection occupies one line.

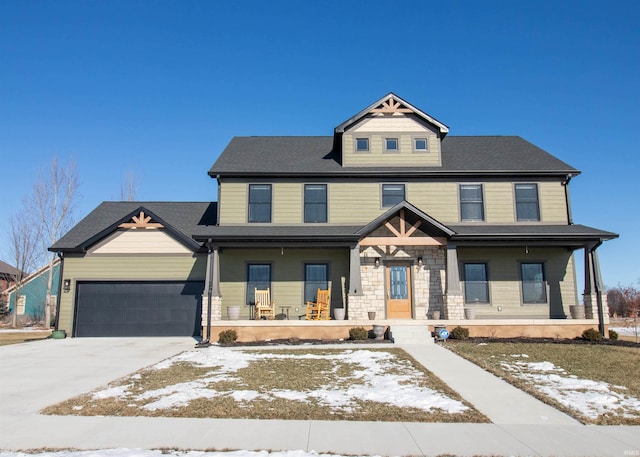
left=386, top=263, right=412, bottom=318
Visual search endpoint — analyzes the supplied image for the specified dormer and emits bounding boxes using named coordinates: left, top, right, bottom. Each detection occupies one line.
left=335, top=93, right=449, bottom=168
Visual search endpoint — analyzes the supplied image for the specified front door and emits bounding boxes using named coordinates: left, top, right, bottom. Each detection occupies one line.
left=386, top=264, right=412, bottom=318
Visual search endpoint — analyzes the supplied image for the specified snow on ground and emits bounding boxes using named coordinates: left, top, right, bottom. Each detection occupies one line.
left=610, top=326, right=640, bottom=336
left=0, top=450, right=352, bottom=457
left=499, top=358, right=640, bottom=420
left=90, top=347, right=469, bottom=414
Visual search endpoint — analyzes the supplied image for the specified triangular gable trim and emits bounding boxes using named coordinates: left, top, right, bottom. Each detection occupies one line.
left=334, top=93, right=450, bottom=136
left=79, top=206, right=201, bottom=252
left=357, top=201, right=455, bottom=246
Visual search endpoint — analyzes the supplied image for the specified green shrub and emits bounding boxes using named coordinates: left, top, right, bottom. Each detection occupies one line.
left=608, top=329, right=619, bottom=340
left=218, top=329, right=238, bottom=344
left=581, top=328, right=602, bottom=342
left=349, top=327, right=368, bottom=340
left=449, top=326, right=470, bottom=340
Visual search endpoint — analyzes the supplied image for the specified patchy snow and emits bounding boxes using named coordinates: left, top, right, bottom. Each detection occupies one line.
left=610, top=326, right=639, bottom=336
left=90, top=347, right=469, bottom=414
left=0, top=450, right=354, bottom=457
left=500, top=358, right=640, bottom=420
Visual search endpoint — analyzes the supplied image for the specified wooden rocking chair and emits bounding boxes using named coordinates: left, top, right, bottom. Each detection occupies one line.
left=305, top=287, right=331, bottom=320
left=254, top=288, right=275, bottom=320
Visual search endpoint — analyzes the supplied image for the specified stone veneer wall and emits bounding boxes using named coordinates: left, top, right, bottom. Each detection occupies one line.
left=583, top=293, right=610, bottom=323
left=347, top=245, right=445, bottom=320
left=201, top=296, right=222, bottom=338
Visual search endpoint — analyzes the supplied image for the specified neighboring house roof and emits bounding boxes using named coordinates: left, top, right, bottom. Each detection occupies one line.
left=4, top=258, right=61, bottom=296
left=334, top=92, right=450, bottom=136
left=49, top=202, right=218, bottom=253
left=208, top=136, right=579, bottom=177
left=0, top=260, right=21, bottom=278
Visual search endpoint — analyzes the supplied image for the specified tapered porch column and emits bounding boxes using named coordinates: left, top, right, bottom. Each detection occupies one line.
left=348, top=244, right=363, bottom=296
left=202, top=245, right=222, bottom=339
left=445, top=243, right=464, bottom=319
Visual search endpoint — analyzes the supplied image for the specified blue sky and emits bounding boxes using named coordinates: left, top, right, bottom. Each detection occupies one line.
left=1, top=0, right=638, bottom=290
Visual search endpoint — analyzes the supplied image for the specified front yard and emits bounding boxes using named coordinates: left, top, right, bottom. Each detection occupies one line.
left=43, top=347, right=488, bottom=423
left=446, top=340, right=640, bottom=425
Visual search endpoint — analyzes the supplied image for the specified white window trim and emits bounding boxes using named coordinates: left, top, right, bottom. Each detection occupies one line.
left=355, top=137, right=370, bottom=152
left=412, top=137, right=429, bottom=153
left=384, top=137, right=399, bottom=152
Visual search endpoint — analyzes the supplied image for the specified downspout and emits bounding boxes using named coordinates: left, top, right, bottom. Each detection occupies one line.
left=216, top=175, right=221, bottom=226
left=54, top=252, right=64, bottom=331
left=562, top=175, right=574, bottom=225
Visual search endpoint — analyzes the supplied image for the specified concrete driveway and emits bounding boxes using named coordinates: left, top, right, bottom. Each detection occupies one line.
left=0, top=337, right=196, bottom=416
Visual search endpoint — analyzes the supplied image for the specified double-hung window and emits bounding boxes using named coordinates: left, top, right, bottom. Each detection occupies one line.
left=246, top=264, right=271, bottom=306
left=464, top=263, right=489, bottom=304
left=521, top=263, right=547, bottom=304
left=248, top=184, right=272, bottom=223
left=304, top=184, right=327, bottom=223
left=460, top=184, right=484, bottom=221
left=515, top=184, right=540, bottom=221
left=304, top=263, right=329, bottom=304
left=382, top=184, right=405, bottom=207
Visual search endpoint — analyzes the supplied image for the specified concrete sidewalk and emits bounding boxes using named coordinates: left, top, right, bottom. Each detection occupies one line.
left=1, top=338, right=639, bottom=457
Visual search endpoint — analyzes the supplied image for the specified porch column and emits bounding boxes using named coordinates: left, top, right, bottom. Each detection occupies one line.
left=348, top=244, right=363, bottom=296
left=591, top=246, right=608, bottom=335
left=445, top=243, right=464, bottom=320
left=583, top=245, right=596, bottom=319
left=202, top=245, right=222, bottom=339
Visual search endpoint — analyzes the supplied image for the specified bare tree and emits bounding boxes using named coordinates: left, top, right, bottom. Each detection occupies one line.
left=28, top=157, right=80, bottom=327
left=120, top=171, right=138, bottom=201
left=8, top=211, right=41, bottom=327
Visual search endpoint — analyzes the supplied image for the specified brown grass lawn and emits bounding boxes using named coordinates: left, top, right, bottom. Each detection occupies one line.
left=43, top=347, right=488, bottom=423
left=447, top=341, right=640, bottom=425
left=0, top=330, right=51, bottom=346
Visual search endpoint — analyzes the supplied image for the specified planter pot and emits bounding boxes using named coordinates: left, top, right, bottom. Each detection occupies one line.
left=333, top=308, right=346, bottom=320
left=569, top=305, right=585, bottom=319
left=464, top=308, right=476, bottom=320
left=51, top=330, right=66, bottom=339
left=368, top=311, right=376, bottom=320
left=431, top=310, right=441, bottom=320
left=227, top=306, right=241, bottom=320
left=372, top=325, right=385, bottom=340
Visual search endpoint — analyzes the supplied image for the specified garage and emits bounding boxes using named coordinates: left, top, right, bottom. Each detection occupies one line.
left=74, top=281, right=204, bottom=337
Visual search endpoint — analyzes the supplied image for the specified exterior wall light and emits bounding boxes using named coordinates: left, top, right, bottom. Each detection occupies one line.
left=374, top=258, right=380, bottom=268
left=63, top=279, right=71, bottom=292
left=417, top=256, right=423, bottom=267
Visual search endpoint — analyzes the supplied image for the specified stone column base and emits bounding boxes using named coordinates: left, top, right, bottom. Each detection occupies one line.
left=445, top=294, right=464, bottom=320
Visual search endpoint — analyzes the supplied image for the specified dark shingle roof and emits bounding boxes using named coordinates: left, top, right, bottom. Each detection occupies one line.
left=50, top=202, right=217, bottom=252
left=209, top=136, right=579, bottom=177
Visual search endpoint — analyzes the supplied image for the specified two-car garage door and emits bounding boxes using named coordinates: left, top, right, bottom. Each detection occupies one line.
left=74, top=281, right=204, bottom=337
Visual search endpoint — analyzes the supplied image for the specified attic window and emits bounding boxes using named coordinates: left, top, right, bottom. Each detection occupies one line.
left=414, top=138, right=428, bottom=151
left=385, top=138, right=398, bottom=151
left=356, top=138, right=369, bottom=152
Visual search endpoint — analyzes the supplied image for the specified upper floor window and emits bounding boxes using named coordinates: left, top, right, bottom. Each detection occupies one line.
left=248, top=184, right=272, bottom=223
left=246, top=263, right=271, bottom=306
left=464, top=263, right=489, bottom=304
left=515, top=184, right=540, bottom=221
left=413, top=138, right=428, bottom=152
left=382, top=184, right=405, bottom=207
left=356, top=138, right=369, bottom=152
left=460, top=184, right=484, bottom=221
left=304, top=184, right=327, bottom=223
left=385, top=138, right=398, bottom=151
left=521, top=262, right=547, bottom=304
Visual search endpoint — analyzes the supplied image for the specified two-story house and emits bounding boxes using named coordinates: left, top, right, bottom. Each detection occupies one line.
left=50, top=93, right=617, bottom=338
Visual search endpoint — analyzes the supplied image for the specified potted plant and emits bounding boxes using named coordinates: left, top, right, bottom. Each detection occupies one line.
left=227, top=306, right=241, bottom=320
